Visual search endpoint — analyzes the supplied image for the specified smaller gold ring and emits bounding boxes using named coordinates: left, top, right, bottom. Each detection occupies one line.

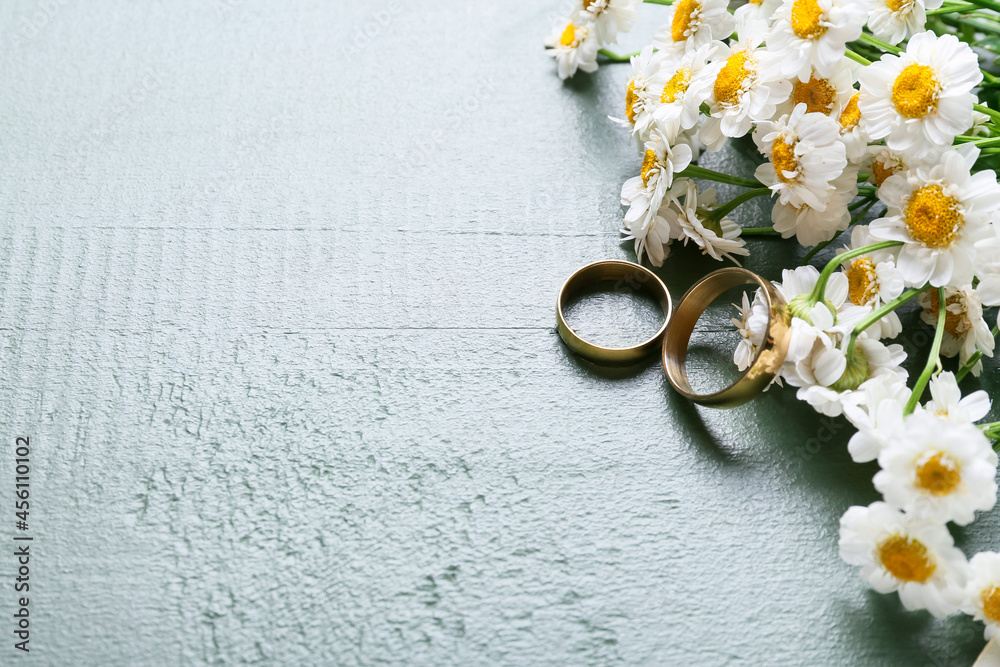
left=662, top=268, right=790, bottom=409
left=556, top=260, right=673, bottom=365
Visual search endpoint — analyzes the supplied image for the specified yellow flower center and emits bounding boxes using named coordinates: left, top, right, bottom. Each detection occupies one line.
left=892, top=64, right=940, bottom=119
left=662, top=67, right=691, bottom=104
left=771, top=136, right=798, bottom=184
left=878, top=535, right=937, bottom=583
left=982, top=586, right=1000, bottom=623
left=626, top=79, right=638, bottom=124
left=886, top=0, right=910, bottom=12
left=714, top=50, right=752, bottom=107
left=926, top=289, right=967, bottom=337
left=839, top=92, right=861, bottom=129
left=904, top=184, right=963, bottom=249
left=846, top=257, right=877, bottom=305
left=791, top=0, right=827, bottom=39
left=641, top=149, right=659, bottom=186
left=915, top=451, right=963, bottom=496
left=559, top=23, right=576, bottom=47
left=583, top=0, right=598, bottom=10
left=871, top=157, right=898, bottom=188
left=671, top=0, right=701, bottom=43
left=793, top=74, right=836, bottom=114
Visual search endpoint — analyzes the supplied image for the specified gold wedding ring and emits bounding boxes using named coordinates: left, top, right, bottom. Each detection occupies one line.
left=556, top=260, right=672, bottom=365
left=662, top=268, right=790, bottom=408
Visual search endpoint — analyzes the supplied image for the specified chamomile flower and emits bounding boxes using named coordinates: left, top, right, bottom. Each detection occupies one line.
left=774, top=265, right=870, bottom=365
left=732, top=289, right=771, bottom=371
left=868, top=148, right=1000, bottom=288
left=545, top=21, right=600, bottom=80
left=839, top=501, right=968, bottom=618
left=612, top=46, right=671, bottom=146
left=753, top=103, right=849, bottom=211
left=653, top=0, right=735, bottom=56
left=775, top=59, right=857, bottom=118
left=771, top=165, right=858, bottom=247
left=864, top=146, right=908, bottom=189
left=858, top=32, right=982, bottom=160
left=867, top=0, right=944, bottom=45
left=775, top=266, right=837, bottom=363
left=843, top=373, right=911, bottom=463
left=918, top=286, right=995, bottom=375
left=700, top=24, right=793, bottom=150
left=874, top=411, right=997, bottom=525
left=794, top=337, right=907, bottom=417
left=573, top=0, right=640, bottom=44
left=963, top=552, right=1000, bottom=639
left=766, top=0, right=867, bottom=83
left=620, top=130, right=693, bottom=234
left=621, top=210, right=677, bottom=267
left=650, top=44, right=716, bottom=143
left=922, top=371, right=991, bottom=426
left=835, top=92, right=868, bottom=163
left=659, top=179, right=751, bottom=263
left=837, top=225, right=905, bottom=339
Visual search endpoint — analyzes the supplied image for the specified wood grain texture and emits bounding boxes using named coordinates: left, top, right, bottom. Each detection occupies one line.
left=0, top=1, right=997, bottom=664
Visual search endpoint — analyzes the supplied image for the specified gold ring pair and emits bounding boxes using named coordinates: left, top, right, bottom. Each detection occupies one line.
left=556, top=260, right=791, bottom=408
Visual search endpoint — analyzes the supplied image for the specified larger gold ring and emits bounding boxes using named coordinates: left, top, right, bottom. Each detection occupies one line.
left=556, top=260, right=672, bottom=365
left=662, top=268, right=789, bottom=408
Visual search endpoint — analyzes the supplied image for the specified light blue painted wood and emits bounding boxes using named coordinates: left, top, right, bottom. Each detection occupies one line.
left=0, top=1, right=995, bottom=664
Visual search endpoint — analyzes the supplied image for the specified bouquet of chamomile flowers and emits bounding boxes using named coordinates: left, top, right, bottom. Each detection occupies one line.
left=546, top=0, right=1000, bottom=642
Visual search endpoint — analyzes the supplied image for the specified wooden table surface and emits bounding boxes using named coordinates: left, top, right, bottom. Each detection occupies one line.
left=1, top=1, right=997, bottom=664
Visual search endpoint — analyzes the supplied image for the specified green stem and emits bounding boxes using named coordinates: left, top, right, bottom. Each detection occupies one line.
left=845, top=287, right=925, bottom=357
left=975, top=103, right=1000, bottom=125
left=956, top=17, right=1000, bottom=34
left=740, top=226, right=779, bottom=235
left=677, top=165, right=763, bottom=189
left=857, top=185, right=876, bottom=196
left=800, top=199, right=879, bottom=265
left=955, top=324, right=1000, bottom=381
left=844, top=50, right=871, bottom=66
left=858, top=32, right=902, bottom=54
left=927, top=1, right=980, bottom=13
left=598, top=48, right=640, bottom=62
left=705, top=187, right=772, bottom=222
left=643, top=0, right=674, bottom=4
left=954, top=135, right=1000, bottom=147
left=964, top=0, right=1000, bottom=13
left=981, top=421, right=1000, bottom=444
left=807, top=241, right=904, bottom=304
left=849, top=196, right=877, bottom=211
left=847, top=198, right=879, bottom=223
left=904, top=287, right=947, bottom=416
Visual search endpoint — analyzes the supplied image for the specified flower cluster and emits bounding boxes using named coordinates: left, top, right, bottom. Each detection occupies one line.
left=544, top=1, right=642, bottom=80
left=545, top=0, right=1000, bottom=643
left=838, top=373, right=999, bottom=625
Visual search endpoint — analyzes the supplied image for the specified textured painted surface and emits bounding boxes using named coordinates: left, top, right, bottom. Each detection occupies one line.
left=0, top=1, right=997, bottom=665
